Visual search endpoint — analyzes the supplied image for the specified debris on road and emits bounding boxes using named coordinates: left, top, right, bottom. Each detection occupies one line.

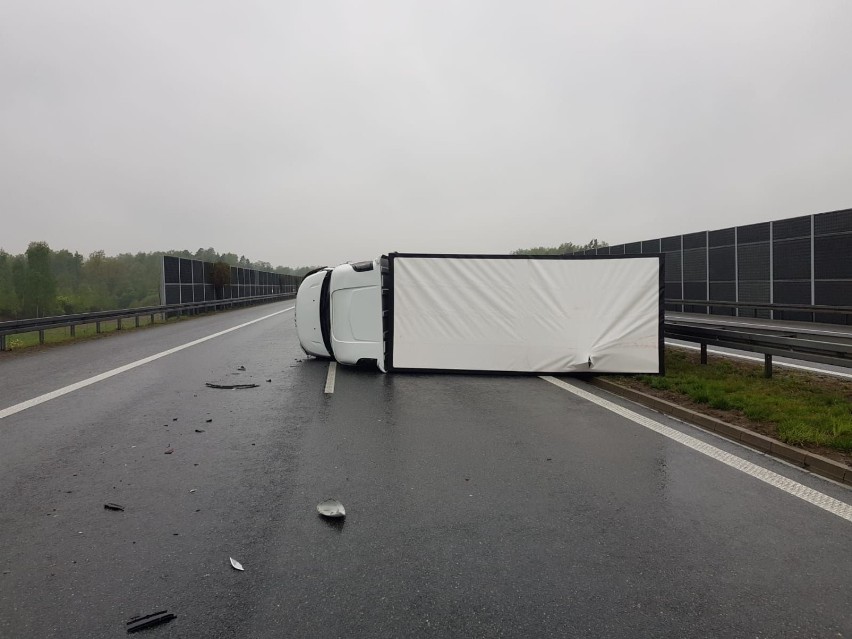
left=205, top=383, right=259, bottom=390
left=195, top=429, right=205, bottom=433
left=230, top=557, right=244, bottom=571
left=126, top=610, right=176, bottom=633
left=164, top=448, right=174, bottom=455
left=205, top=418, right=213, bottom=423
left=104, top=503, right=125, bottom=512
left=189, top=489, right=196, bottom=493
left=237, top=365, right=246, bottom=371
left=317, top=499, right=346, bottom=518
left=266, top=379, right=272, bottom=383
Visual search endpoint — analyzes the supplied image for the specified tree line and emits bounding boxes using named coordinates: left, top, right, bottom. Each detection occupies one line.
left=511, top=239, right=608, bottom=256
left=0, top=243, right=318, bottom=321
left=0, top=240, right=610, bottom=321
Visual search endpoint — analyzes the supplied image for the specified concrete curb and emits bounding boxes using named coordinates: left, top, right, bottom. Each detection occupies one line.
left=588, top=377, right=852, bottom=487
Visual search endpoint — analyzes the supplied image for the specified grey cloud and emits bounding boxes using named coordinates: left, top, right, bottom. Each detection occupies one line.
left=1, top=0, right=851, bottom=265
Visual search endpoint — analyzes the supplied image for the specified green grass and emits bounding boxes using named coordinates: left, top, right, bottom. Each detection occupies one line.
left=629, top=349, right=852, bottom=453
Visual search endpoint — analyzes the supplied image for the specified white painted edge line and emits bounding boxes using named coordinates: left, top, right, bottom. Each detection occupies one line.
left=667, top=341, right=852, bottom=380
left=0, top=307, right=295, bottom=421
left=324, top=362, right=337, bottom=394
left=540, top=375, right=852, bottom=524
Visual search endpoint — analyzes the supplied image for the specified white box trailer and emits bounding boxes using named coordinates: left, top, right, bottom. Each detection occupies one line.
left=296, top=253, right=664, bottom=375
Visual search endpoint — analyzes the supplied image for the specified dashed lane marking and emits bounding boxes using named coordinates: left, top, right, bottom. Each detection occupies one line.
left=0, top=307, right=295, bottom=421
left=540, top=375, right=852, bottom=523
left=324, top=362, right=337, bottom=394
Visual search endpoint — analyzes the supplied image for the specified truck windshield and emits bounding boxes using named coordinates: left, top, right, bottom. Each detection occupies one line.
left=319, top=270, right=334, bottom=357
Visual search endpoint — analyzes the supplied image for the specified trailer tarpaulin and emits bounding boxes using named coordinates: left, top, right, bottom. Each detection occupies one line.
left=386, top=254, right=664, bottom=374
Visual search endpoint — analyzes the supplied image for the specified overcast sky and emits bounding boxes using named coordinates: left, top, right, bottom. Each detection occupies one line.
left=2, top=1, right=851, bottom=266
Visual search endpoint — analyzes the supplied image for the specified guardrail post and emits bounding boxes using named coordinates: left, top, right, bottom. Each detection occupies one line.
left=764, top=354, right=773, bottom=378
left=700, top=343, right=707, bottom=365
left=0, top=335, right=5, bottom=351
left=135, top=316, right=140, bottom=328
left=39, top=330, right=45, bottom=345
left=96, top=321, right=101, bottom=334
left=70, top=324, right=76, bottom=337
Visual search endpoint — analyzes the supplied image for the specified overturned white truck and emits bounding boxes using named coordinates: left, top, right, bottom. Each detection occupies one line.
left=296, top=253, right=664, bottom=374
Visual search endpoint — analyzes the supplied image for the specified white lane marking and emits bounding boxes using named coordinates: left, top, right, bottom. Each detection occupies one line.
left=667, top=341, right=852, bottom=380
left=540, top=375, right=852, bottom=523
left=0, top=307, right=295, bottom=420
left=324, top=362, right=337, bottom=394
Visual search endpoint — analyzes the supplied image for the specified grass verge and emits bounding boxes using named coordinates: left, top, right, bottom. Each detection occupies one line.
left=614, top=349, right=852, bottom=462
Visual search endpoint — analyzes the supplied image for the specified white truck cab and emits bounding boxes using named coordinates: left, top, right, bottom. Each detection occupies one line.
left=297, top=253, right=663, bottom=375
left=295, top=259, right=385, bottom=370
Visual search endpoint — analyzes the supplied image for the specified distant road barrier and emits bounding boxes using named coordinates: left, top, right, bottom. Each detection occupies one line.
left=5, top=295, right=852, bottom=376
left=666, top=299, right=852, bottom=323
left=0, top=293, right=294, bottom=351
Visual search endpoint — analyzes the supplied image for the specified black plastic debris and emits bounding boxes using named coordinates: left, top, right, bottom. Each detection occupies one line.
left=205, top=383, right=259, bottom=390
left=164, top=448, right=174, bottom=455
left=266, top=379, right=272, bottom=383
left=194, top=429, right=205, bottom=433
left=205, top=418, right=213, bottom=423
left=126, top=610, right=176, bottom=633
left=236, top=365, right=246, bottom=371
left=104, top=503, right=125, bottom=511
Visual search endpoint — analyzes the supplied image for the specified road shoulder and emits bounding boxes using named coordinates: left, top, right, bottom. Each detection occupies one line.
left=589, top=376, right=852, bottom=488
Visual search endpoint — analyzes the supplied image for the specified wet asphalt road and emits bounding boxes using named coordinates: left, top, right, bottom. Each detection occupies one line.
left=1, top=300, right=851, bottom=638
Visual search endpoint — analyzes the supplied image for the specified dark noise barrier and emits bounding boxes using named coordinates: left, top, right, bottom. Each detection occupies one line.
left=578, top=207, right=852, bottom=325
left=160, top=256, right=301, bottom=305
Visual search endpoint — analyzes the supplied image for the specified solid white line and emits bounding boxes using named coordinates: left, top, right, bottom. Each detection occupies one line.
left=0, top=307, right=295, bottom=420
left=324, top=362, right=337, bottom=394
left=667, top=341, right=852, bottom=380
left=540, top=375, right=852, bottom=523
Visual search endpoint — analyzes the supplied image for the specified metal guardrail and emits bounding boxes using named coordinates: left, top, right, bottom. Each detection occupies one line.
left=665, top=313, right=852, bottom=377
left=666, top=299, right=852, bottom=323
left=0, top=293, right=294, bottom=351
left=4, top=293, right=851, bottom=377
